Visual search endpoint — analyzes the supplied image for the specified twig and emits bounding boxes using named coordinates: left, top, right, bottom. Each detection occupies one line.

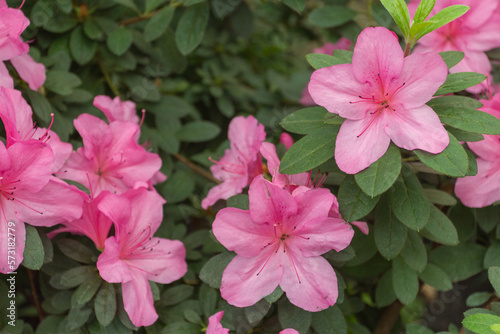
left=173, top=153, right=220, bottom=184
left=97, top=57, right=121, bottom=98
left=373, top=301, right=403, bottom=334
left=119, top=10, right=159, bottom=26
left=28, top=269, right=45, bottom=322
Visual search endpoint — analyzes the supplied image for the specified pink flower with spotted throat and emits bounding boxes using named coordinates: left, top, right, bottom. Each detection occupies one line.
left=213, top=176, right=354, bottom=311
left=309, top=27, right=449, bottom=174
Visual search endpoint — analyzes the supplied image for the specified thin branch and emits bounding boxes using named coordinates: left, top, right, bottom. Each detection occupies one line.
left=119, top=10, right=159, bottom=26
left=97, top=57, right=121, bottom=98
left=28, top=269, right=45, bottom=322
left=173, top=153, right=220, bottom=184
left=373, top=301, right=403, bottom=334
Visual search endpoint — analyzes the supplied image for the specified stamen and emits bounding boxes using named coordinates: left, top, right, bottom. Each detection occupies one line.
left=357, top=113, right=381, bottom=138
left=40, top=113, right=54, bottom=142
left=139, top=109, right=146, bottom=127
left=256, top=243, right=280, bottom=276
left=285, top=244, right=301, bottom=284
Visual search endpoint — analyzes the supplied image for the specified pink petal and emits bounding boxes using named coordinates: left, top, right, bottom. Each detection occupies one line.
left=248, top=176, right=297, bottom=224
left=220, top=249, right=282, bottom=308
left=0, top=87, right=35, bottom=145
left=10, top=54, right=46, bottom=90
left=465, top=12, right=500, bottom=51
left=260, top=142, right=288, bottom=188
left=290, top=217, right=354, bottom=257
left=207, top=311, right=230, bottom=334
left=0, top=9, right=29, bottom=61
left=73, top=114, right=112, bottom=160
left=213, top=208, right=275, bottom=257
left=280, top=133, right=294, bottom=150
left=384, top=105, right=449, bottom=154
left=280, top=251, right=338, bottom=312
left=32, top=128, right=72, bottom=173
left=227, top=115, right=266, bottom=158
left=280, top=330, right=300, bottom=334
left=352, top=27, right=404, bottom=90
left=335, top=115, right=391, bottom=174
left=0, top=220, right=25, bottom=274
left=0, top=61, right=13, bottom=88
left=121, top=272, right=158, bottom=327
left=309, top=64, right=376, bottom=120
left=455, top=159, right=500, bottom=208
left=391, top=52, right=448, bottom=109
left=351, top=221, right=369, bottom=235
left=201, top=178, right=245, bottom=210
left=93, top=95, right=139, bottom=124
left=299, top=86, right=316, bottom=106
left=97, top=236, right=134, bottom=283
left=467, top=135, right=500, bottom=162
left=0, top=140, right=10, bottom=170
left=290, top=188, right=333, bottom=227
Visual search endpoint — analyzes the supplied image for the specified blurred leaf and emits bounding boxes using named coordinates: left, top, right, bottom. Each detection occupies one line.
left=484, top=242, right=500, bottom=268
left=467, top=292, right=493, bottom=307
left=59, top=266, right=97, bottom=288
left=199, top=252, right=235, bottom=289
left=338, top=175, right=380, bottom=223
left=162, top=322, right=200, bottom=334
left=435, top=72, right=487, bottom=95
left=279, top=301, right=312, bottom=334
left=113, top=0, right=140, bottom=13
left=74, top=272, right=102, bottom=305
left=245, top=299, right=271, bottom=326
left=160, top=285, right=194, bottom=306
left=211, top=0, right=242, bottom=19
left=144, top=6, right=175, bottom=42
left=26, top=90, right=52, bottom=122
left=375, top=269, right=397, bottom=307
left=22, top=225, right=45, bottom=270
left=280, top=107, right=329, bottom=134
left=176, top=121, right=220, bottom=142
left=57, top=239, right=95, bottom=264
left=107, top=27, right=133, bottom=56
left=199, top=284, right=217, bottom=317
left=175, top=2, right=210, bottom=55
left=45, top=70, right=82, bottom=96
left=227, top=194, right=249, bottom=210
left=490, top=267, right=500, bottom=294
left=94, top=283, right=117, bottom=327
left=419, top=263, right=452, bottom=291
left=308, top=6, right=356, bottom=28
left=146, top=0, right=169, bottom=13
left=44, top=16, right=78, bottom=33
left=84, top=20, right=103, bottom=40
left=406, top=324, right=435, bottom=334
left=392, top=257, right=418, bottom=305
left=283, top=0, right=306, bottom=13
left=439, top=51, right=464, bottom=69
left=375, top=194, right=407, bottom=260
left=306, top=53, right=350, bottom=69
left=311, top=306, right=347, bottom=334
left=429, top=243, right=486, bottom=282
left=161, top=170, right=195, bottom=203
left=70, top=26, right=97, bottom=65
left=476, top=206, right=500, bottom=233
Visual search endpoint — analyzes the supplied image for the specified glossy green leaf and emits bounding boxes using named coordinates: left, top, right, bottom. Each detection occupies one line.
left=415, top=5, right=469, bottom=41
left=311, top=306, right=347, bottom=334
left=199, top=252, right=235, bottom=289
left=439, top=51, right=464, bottom=69
left=280, top=107, right=328, bottom=134
left=70, top=26, right=97, bottom=65
left=305, top=53, right=350, bottom=70
left=429, top=243, right=486, bottom=282
left=380, top=0, right=411, bottom=38
left=463, top=313, right=500, bottom=334
left=423, top=188, right=457, bottom=206
left=434, top=72, right=487, bottom=95
left=413, top=0, right=436, bottom=23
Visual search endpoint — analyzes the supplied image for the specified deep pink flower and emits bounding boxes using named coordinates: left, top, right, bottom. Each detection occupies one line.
left=309, top=27, right=449, bottom=174
left=207, top=311, right=229, bottom=334
left=60, top=114, right=162, bottom=196
left=97, top=188, right=187, bottom=327
left=93, top=95, right=140, bottom=125
left=300, top=38, right=352, bottom=106
left=0, top=140, right=84, bottom=273
left=202, top=115, right=266, bottom=209
left=213, top=176, right=354, bottom=311
left=410, top=0, right=500, bottom=93
left=455, top=94, right=500, bottom=207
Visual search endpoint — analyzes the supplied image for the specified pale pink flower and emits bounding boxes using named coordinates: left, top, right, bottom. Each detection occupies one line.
left=410, top=0, right=500, bottom=93
left=0, top=140, right=84, bottom=273
left=309, top=27, right=449, bottom=174
left=455, top=93, right=500, bottom=207
left=60, top=114, right=162, bottom=196
left=207, top=311, right=229, bottom=334
left=202, top=115, right=266, bottom=209
left=280, top=132, right=294, bottom=150
left=213, top=176, right=354, bottom=311
left=93, top=95, right=140, bottom=124
left=9, top=54, right=46, bottom=90
left=97, top=188, right=187, bottom=327
left=300, top=38, right=352, bottom=106
left=281, top=330, right=299, bottom=334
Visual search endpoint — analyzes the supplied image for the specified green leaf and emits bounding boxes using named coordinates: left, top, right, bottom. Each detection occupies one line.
left=83, top=20, right=103, bottom=40
left=324, top=113, right=345, bottom=125
left=345, top=231, right=377, bottom=266
left=434, top=72, right=487, bottom=95
left=279, top=126, right=337, bottom=174
left=74, top=272, right=102, bottom=305
left=216, top=96, right=234, bottom=117
left=59, top=266, right=97, bottom=288
left=476, top=206, right=500, bottom=233
left=429, top=243, right=486, bottom=282
left=305, top=53, right=350, bottom=70
left=466, top=148, right=478, bottom=176
left=390, top=164, right=430, bottom=231
left=489, top=267, right=500, bottom=294
left=145, top=0, right=168, bottom=13
left=160, top=285, right=194, bottom=306
left=484, top=242, right=500, bottom=268
left=355, top=144, right=401, bottom=197
left=307, top=6, right=356, bottom=28
left=113, top=0, right=140, bottom=13
left=446, top=126, right=484, bottom=142
left=57, top=239, right=96, bottom=264
left=161, top=170, right=195, bottom=203
left=245, top=299, right=271, bottom=326
left=227, top=194, right=249, bottom=210
left=199, top=252, right=235, bottom=289
left=107, top=27, right=133, bottom=56
left=423, top=188, right=457, bottom=206
left=175, top=2, right=210, bottom=55
left=283, top=0, right=306, bottom=13
left=419, top=263, right=452, bottom=291
left=406, top=324, right=435, bottom=334
left=162, top=322, right=200, bottom=334
left=413, top=0, right=435, bottom=23
left=279, top=301, right=312, bottom=334
left=414, top=133, right=469, bottom=177
left=199, top=284, right=217, bottom=317
left=26, top=90, right=53, bottom=122
left=22, top=225, right=45, bottom=270
left=439, top=51, right=464, bottom=70
left=265, top=286, right=284, bottom=304
left=421, top=205, right=459, bottom=246
left=44, top=70, right=82, bottom=96
left=392, top=256, right=419, bottom=305
left=467, top=292, right=493, bottom=307
left=374, top=194, right=407, bottom=260
left=44, top=16, right=78, bottom=33
left=428, top=94, right=483, bottom=110
left=153, top=95, right=197, bottom=118
left=430, top=106, right=500, bottom=136
left=280, top=107, right=328, bottom=134
left=94, top=283, right=117, bottom=327
left=176, top=121, right=220, bottom=142
left=311, top=306, right=347, bottom=334
left=70, top=26, right=97, bottom=65
left=380, top=0, right=411, bottom=38
left=375, top=270, right=397, bottom=307
left=416, top=5, right=469, bottom=41
left=144, top=6, right=175, bottom=42
left=401, top=230, right=427, bottom=272
left=338, top=175, right=380, bottom=223
left=463, top=313, right=500, bottom=334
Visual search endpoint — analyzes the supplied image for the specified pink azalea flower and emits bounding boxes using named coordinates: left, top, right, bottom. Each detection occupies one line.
left=10, top=54, right=46, bottom=91
left=48, top=192, right=113, bottom=250
left=308, top=27, right=449, bottom=174
left=281, top=330, right=299, bottom=334
left=410, top=0, right=500, bottom=94
left=0, top=87, right=72, bottom=171
left=0, top=140, right=84, bottom=273
left=96, top=188, right=187, bottom=327
left=59, top=114, right=162, bottom=196
left=202, top=115, right=266, bottom=209
left=300, top=38, right=352, bottom=106
left=260, top=141, right=369, bottom=234
left=455, top=93, right=500, bottom=207
left=280, top=132, right=294, bottom=150
left=207, top=311, right=229, bottom=334
left=213, top=176, right=354, bottom=311
left=93, top=95, right=140, bottom=124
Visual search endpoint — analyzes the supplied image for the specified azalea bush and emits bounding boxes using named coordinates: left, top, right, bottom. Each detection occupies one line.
left=1, top=0, right=500, bottom=333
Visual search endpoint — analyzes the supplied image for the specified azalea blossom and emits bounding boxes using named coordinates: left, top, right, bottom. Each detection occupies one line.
left=308, top=27, right=449, bottom=174
left=96, top=188, right=187, bottom=327
left=206, top=310, right=299, bottom=334
left=410, top=0, right=500, bottom=94
left=202, top=115, right=266, bottom=209
left=455, top=93, right=500, bottom=207
left=59, top=113, right=162, bottom=196
left=213, top=176, right=354, bottom=311
left=93, top=95, right=140, bottom=124
left=0, top=140, right=83, bottom=273
left=300, top=38, right=352, bottom=106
